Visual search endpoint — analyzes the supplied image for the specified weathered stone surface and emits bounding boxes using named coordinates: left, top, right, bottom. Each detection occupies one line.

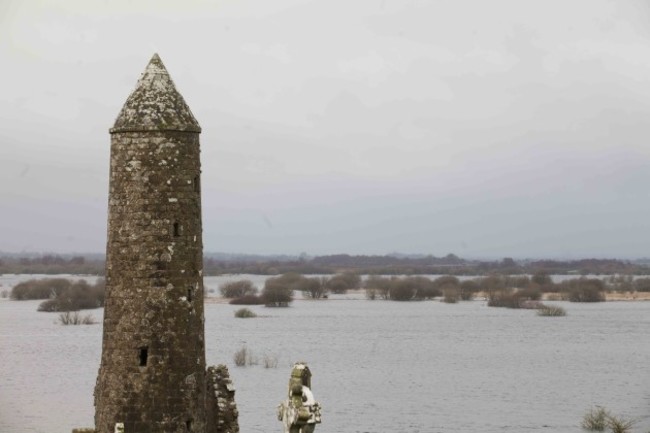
left=111, top=53, right=201, bottom=133
left=278, top=363, right=322, bottom=433
left=94, top=54, right=207, bottom=433
left=206, top=365, right=239, bottom=433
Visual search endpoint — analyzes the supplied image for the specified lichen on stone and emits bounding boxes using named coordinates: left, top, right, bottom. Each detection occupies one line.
left=111, top=54, right=201, bottom=133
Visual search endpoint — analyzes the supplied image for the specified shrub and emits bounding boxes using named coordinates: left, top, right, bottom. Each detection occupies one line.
left=432, top=276, right=459, bottom=292
left=59, top=311, right=97, bottom=325
left=442, top=287, right=459, bottom=303
left=229, top=295, right=265, bottom=305
left=364, top=276, right=392, bottom=300
left=364, top=276, right=441, bottom=301
left=460, top=280, right=479, bottom=300
left=262, top=276, right=294, bottom=307
left=487, top=289, right=521, bottom=308
left=581, top=407, right=609, bottom=431
left=408, top=276, right=440, bottom=299
left=536, top=304, right=566, bottom=317
left=11, top=278, right=72, bottom=300
left=272, top=273, right=306, bottom=291
left=219, top=280, right=258, bottom=298
left=37, top=279, right=105, bottom=312
left=389, top=279, right=417, bottom=301
left=560, top=278, right=605, bottom=302
left=234, top=308, right=257, bottom=318
left=326, top=273, right=361, bottom=294
left=478, top=274, right=506, bottom=296
left=300, top=277, right=329, bottom=299
left=488, top=286, right=545, bottom=309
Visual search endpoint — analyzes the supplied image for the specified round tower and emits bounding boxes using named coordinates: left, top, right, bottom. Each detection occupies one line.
left=95, top=54, right=206, bottom=433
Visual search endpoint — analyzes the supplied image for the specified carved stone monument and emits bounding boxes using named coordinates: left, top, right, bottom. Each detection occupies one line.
left=278, top=363, right=322, bottom=433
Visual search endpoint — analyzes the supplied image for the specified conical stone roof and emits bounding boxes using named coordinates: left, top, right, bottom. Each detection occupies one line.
left=111, top=53, right=201, bottom=133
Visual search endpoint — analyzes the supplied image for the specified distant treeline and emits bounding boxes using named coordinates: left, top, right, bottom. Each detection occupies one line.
left=1, top=253, right=649, bottom=276
left=0, top=255, right=105, bottom=275
left=203, top=254, right=650, bottom=276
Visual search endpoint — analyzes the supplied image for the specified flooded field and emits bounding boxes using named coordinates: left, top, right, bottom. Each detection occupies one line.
left=1, top=274, right=649, bottom=432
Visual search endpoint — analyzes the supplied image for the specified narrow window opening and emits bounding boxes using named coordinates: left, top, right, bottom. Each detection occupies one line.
left=187, top=287, right=193, bottom=302
left=173, top=222, right=180, bottom=237
left=186, top=419, right=193, bottom=432
left=138, top=347, right=148, bottom=366
left=193, top=176, right=200, bottom=193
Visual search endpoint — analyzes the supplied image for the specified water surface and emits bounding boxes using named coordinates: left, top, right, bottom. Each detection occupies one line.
left=1, top=275, right=649, bottom=433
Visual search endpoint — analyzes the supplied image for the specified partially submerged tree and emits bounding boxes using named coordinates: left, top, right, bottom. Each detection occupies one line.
left=326, top=273, right=361, bottom=294
left=262, top=276, right=294, bottom=307
left=364, top=275, right=393, bottom=300
left=219, top=280, right=258, bottom=298
left=301, top=277, right=329, bottom=299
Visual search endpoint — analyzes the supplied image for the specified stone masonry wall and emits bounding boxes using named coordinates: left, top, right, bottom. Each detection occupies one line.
left=206, top=365, right=239, bottom=433
left=94, top=129, right=206, bottom=433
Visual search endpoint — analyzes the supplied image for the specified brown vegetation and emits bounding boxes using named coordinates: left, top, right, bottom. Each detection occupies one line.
left=261, top=274, right=296, bottom=307
left=3, top=252, right=650, bottom=277
left=0, top=254, right=104, bottom=275
left=229, top=295, right=265, bottom=305
left=219, top=280, right=257, bottom=298
left=363, top=276, right=443, bottom=301
left=59, top=311, right=97, bottom=325
left=11, top=278, right=105, bottom=312
left=326, top=273, right=361, bottom=294
left=233, top=308, right=257, bottom=318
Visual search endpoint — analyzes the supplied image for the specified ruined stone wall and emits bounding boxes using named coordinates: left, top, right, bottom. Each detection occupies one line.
left=206, top=365, right=239, bottom=433
left=94, top=129, right=206, bottom=433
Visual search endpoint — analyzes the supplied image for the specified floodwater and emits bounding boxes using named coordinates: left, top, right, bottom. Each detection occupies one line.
left=1, top=274, right=649, bottom=433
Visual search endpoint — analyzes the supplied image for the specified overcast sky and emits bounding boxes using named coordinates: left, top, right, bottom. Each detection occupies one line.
left=2, top=0, right=650, bottom=258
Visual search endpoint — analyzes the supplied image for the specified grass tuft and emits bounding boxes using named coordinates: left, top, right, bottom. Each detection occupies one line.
left=580, top=407, right=636, bottom=433
left=537, top=304, right=567, bottom=317
left=581, top=407, right=609, bottom=431
left=233, top=346, right=248, bottom=366
left=607, top=415, right=636, bottom=433
left=233, top=345, right=259, bottom=366
left=59, top=311, right=96, bottom=325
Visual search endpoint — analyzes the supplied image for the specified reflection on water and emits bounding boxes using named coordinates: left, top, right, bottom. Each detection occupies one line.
left=1, top=275, right=649, bottom=433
